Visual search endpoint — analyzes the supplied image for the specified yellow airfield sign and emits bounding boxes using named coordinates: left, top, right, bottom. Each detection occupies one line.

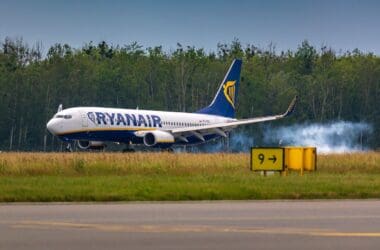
left=251, top=148, right=285, bottom=171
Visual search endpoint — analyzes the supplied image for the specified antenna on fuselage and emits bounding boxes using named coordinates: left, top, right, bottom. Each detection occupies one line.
left=57, top=104, right=63, bottom=112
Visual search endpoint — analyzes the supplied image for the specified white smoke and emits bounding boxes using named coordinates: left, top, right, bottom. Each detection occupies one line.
left=182, top=121, right=372, bottom=153
left=186, top=131, right=255, bottom=153
left=228, top=132, right=255, bottom=152
left=263, top=121, right=373, bottom=154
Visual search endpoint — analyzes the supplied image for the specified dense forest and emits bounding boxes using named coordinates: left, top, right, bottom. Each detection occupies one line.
left=0, top=37, right=379, bottom=151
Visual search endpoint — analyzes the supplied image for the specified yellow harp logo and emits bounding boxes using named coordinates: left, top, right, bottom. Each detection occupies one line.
left=223, top=81, right=236, bottom=108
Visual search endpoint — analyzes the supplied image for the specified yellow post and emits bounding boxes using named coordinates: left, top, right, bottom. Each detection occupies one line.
left=303, top=147, right=317, bottom=171
left=281, top=169, right=288, bottom=176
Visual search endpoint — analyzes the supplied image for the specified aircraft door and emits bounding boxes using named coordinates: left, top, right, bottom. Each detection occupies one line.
left=80, top=111, right=88, bottom=127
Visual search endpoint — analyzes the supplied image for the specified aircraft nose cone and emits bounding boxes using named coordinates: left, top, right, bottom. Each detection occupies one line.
left=46, top=119, right=57, bottom=134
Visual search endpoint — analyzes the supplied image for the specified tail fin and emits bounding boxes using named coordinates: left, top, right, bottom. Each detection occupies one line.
left=196, top=59, right=242, bottom=118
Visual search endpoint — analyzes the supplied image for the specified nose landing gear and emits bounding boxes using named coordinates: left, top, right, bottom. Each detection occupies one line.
left=65, top=142, right=73, bottom=152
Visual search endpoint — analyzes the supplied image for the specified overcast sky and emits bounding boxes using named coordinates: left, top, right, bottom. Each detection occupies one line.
left=1, top=0, right=379, bottom=54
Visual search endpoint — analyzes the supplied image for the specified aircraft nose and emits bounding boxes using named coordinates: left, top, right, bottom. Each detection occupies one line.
left=46, top=119, right=58, bottom=134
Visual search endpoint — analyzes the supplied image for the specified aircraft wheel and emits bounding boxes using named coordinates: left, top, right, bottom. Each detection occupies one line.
left=163, top=148, right=174, bottom=153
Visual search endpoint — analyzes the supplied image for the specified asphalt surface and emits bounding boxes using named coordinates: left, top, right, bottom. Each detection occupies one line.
left=1, top=200, right=380, bottom=250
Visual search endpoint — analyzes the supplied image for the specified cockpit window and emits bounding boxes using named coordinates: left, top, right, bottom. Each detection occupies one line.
left=55, top=114, right=72, bottom=119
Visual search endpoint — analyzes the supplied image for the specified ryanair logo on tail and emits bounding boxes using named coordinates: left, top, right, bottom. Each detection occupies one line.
left=223, top=81, right=236, bottom=108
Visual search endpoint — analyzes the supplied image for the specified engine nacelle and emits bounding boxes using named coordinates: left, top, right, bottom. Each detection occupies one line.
left=77, top=140, right=106, bottom=150
left=143, top=131, right=175, bottom=147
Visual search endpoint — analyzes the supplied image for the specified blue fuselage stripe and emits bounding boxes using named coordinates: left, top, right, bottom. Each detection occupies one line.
left=59, top=130, right=220, bottom=145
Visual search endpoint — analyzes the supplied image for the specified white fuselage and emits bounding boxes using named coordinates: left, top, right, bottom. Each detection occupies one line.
left=46, top=107, right=236, bottom=146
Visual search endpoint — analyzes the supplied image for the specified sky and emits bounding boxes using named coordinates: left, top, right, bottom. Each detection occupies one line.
left=1, top=0, right=380, bottom=55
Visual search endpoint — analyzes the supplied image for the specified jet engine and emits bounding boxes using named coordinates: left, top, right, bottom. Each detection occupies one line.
left=143, top=131, right=175, bottom=147
left=77, top=140, right=106, bottom=150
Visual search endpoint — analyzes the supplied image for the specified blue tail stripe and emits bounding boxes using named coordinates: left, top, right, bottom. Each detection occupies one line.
left=196, top=59, right=242, bottom=118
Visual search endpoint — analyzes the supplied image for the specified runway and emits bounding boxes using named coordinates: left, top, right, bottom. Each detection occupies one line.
left=1, top=200, right=380, bottom=250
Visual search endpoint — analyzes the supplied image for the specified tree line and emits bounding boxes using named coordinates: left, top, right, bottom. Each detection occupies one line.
left=0, top=38, right=378, bottom=151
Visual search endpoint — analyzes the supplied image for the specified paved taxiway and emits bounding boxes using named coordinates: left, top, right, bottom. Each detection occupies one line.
left=1, top=200, right=380, bottom=250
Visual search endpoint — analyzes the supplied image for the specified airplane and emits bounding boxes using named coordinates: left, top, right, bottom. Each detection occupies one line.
left=46, top=59, right=297, bottom=151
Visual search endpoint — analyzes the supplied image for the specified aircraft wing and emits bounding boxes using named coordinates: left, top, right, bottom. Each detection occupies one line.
left=170, top=96, right=297, bottom=142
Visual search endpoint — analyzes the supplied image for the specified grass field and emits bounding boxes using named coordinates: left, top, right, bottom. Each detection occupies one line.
left=0, top=152, right=379, bottom=202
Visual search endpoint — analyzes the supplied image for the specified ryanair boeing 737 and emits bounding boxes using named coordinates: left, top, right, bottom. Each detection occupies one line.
left=46, top=59, right=297, bottom=151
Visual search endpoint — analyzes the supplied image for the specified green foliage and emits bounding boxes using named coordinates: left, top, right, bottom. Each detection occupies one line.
left=0, top=38, right=379, bottom=150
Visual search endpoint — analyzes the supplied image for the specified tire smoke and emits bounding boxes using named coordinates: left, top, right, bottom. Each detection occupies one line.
left=263, top=121, right=373, bottom=154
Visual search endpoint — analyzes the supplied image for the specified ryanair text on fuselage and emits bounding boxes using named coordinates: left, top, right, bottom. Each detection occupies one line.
left=87, top=112, right=162, bottom=127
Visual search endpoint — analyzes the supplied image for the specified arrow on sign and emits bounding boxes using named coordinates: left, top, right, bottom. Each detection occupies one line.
left=268, top=155, right=277, bottom=163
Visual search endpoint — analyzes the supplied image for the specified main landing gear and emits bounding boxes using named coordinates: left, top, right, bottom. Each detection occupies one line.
left=161, top=148, right=174, bottom=153
left=122, top=148, right=135, bottom=153
left=122, top=142, right=135, bottom=153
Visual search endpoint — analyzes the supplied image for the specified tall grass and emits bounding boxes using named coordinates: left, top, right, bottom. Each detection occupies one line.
left=0, top=152, right=249, bottom=176
left=0, top=152, right=378, bottom=176
left=0, top=152, right=379, bottom=201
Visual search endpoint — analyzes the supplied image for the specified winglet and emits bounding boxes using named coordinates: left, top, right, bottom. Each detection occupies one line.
left=283, top=96, right=297, bottom=117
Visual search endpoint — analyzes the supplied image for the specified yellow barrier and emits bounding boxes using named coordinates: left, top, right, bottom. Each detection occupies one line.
left=285, top=147, right=303, bottom=170
left=284, top=147, right=317, bottom=174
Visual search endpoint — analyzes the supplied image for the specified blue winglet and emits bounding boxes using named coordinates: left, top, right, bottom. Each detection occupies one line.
left=196, top=59, right=242, bottom=118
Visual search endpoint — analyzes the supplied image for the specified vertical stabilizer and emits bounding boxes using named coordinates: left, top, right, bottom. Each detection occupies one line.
left=196, top=59, right=242, bottom=118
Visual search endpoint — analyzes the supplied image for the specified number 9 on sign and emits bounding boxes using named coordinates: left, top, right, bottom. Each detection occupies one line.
left=258, top=153, right=264, bottom=164
left=251, top=148, right=285, bottom=171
